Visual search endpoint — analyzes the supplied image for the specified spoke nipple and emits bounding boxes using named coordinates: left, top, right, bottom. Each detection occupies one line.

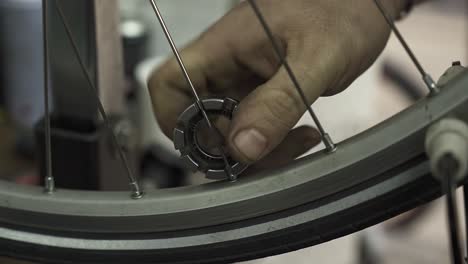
left=323, top=133, right=337, bottom=153
left=228, top=174, right=238, bottom=183
left=423, top=74, right=440, bottom=96
left=131, top=191, right=144, bottom=200
left=225, top=164, right=238, bottom=183
left=44, top=177, right=56, bottom=194
left=130, top=182, right=144, bottom=200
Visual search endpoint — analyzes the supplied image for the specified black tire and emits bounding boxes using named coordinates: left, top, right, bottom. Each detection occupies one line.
left=0, top=156, right=444, bottom=264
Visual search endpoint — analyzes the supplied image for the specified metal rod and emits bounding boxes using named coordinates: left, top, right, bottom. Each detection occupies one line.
left=148, top=0, right=236, bottom=180
left=247, top=0, right=336, bottom=153
left=148, top=0, right=202, bottom=104
left=464, top=185, right=468, bottom=260
left=441, top=157, right=464, bottom=264
left=42, top=0, right=55, bottom=194
left=54, top=0, right=143, bottom=199
left=147, top=0, right=211, bottom=124
left=372, top=0, right=439, bottom=94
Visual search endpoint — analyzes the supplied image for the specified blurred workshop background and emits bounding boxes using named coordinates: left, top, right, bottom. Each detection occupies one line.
left=0, top=0, right=467, bottom=263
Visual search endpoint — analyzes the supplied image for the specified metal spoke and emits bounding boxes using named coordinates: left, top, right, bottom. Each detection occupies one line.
left=372, top=0, right=439, bottom=95
left=148, top=0, right=237, bottom=181
left=247, top=0, right=337, bottom=153
left=440, top=156, right=464, bottom=264
left=54, top=0, right=143, bottom=199
left=463, top=185, right=468, bottom=259
left=42, top=0, right=54, bottom=194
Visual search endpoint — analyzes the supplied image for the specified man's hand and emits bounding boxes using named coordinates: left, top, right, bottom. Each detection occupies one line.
left=148, top=0, right=408, bottom=167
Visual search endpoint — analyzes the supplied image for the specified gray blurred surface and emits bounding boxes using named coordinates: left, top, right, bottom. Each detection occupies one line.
left=0, top=0, right=44, bottom=129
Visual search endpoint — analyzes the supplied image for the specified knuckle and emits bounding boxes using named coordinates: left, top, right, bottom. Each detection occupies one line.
left=262, top=87, right=304, bottom=128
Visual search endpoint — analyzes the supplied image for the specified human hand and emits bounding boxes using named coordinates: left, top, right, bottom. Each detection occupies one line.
left=148, top=0, right=408, bottom=168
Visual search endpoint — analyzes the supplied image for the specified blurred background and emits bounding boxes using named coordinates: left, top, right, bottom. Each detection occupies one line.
left=0, top=0, right=467, bottom=263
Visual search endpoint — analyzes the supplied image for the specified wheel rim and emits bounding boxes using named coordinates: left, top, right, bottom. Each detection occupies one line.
left=1, top=69, right=467, bottom=236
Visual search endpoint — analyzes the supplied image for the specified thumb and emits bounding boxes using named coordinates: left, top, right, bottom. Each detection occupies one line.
left=228, top=60, right=330, bottom=164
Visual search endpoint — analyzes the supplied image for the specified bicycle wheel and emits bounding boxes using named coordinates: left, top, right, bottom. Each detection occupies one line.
left=1, top=0, right=467, bottom=263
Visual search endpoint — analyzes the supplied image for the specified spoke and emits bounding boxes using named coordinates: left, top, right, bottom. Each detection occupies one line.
left=148, top=0, right=237, bottom=180
left=247, top=0, right=337, bottom=153
left=42, top=0, right=54, bottom=194
left=372, top=0, right=439, bottom=95
left=54, top=0, right=143, bottom=199
left=464, top=185, right=468, bottom=260
left=440, top=156, right=464, bottom=264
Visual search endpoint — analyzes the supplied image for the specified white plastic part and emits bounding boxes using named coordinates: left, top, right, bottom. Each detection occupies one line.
left=425, top=118, right=468, bottom=182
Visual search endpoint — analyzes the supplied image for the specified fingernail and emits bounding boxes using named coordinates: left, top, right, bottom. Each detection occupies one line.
left=234, top=129, right=268, bottom=161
